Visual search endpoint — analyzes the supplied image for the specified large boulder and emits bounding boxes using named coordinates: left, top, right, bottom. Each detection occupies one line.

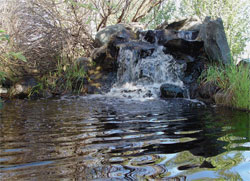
left=161, top=17, right=202, bottom=32
left=157, top=17, right=231, bottom=65
left=199, top=17, right=231, bottom=64
left=92, top=25, right=140, bottom=72
left=94, top=23, right=142, bottom=47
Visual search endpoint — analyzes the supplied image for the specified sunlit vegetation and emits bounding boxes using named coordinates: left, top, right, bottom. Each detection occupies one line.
left=201, top=63, right=250, bottom=110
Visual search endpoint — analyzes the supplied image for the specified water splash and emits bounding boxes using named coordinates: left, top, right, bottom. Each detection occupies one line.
left=109, top=41, right=186, bottom=99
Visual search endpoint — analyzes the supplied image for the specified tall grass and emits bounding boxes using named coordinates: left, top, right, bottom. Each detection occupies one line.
left=202, top=63, right=250, bottom=110
left=49, top=58, right=88, bottom=94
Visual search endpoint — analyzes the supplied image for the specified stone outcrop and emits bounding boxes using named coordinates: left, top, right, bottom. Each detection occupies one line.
left=90, top=17, right=232, bottom=100
left=199, top=17, right=231, bottom=64
left=160, top=17, right=231, bottom=65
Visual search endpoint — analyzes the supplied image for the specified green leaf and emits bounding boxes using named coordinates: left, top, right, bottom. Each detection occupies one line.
left=0, top=34, right=10, bottom=42
left=9, top=52, right=27, bottom=62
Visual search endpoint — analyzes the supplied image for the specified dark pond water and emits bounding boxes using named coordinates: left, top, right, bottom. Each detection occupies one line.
left=0, top=96, right=250, bottom=180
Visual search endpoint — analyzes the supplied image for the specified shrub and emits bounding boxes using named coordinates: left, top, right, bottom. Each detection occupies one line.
left=0, top=0, right=168, bottom=76
left=201, top=63, right=250, bottom=110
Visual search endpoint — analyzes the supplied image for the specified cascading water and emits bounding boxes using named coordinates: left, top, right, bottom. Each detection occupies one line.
left=108, top=34, right=187, bottom=99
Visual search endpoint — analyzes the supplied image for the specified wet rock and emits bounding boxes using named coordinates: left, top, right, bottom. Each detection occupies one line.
left=91, top=45, right=114, bottom=71
left=164, top=39, right=204, bottom=58
left=141, top=29, right=199, bottom=45
left=92, top=28, right=138, bottom=72
left=199, top=17, right=231, bottom=64
left=142, top=30, right=173, bottom=44
left=116, top=41, right=155, bottom=58
left=10, top=76, right=38, bottom=99
left=184, top=61, right=204, bottom=84
left=160, top=83, right=188, bottom=98
left=158, top=17, right=230, bottom=65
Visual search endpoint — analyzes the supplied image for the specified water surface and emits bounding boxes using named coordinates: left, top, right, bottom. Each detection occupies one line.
left=0, top=96, right=250, bottom=180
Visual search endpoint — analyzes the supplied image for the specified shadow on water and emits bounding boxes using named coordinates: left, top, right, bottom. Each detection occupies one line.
left=0, top=96, right=250, bottom=180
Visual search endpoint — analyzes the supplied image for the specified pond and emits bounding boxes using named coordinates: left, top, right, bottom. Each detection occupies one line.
left=0, top=96, right=250, bottom=180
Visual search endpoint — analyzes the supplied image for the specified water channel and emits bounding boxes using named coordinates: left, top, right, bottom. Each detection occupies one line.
left=0, top=95, right=250, bottom=180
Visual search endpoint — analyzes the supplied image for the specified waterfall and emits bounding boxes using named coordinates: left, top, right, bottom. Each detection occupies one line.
left=107, top=34, right=188, bottom=99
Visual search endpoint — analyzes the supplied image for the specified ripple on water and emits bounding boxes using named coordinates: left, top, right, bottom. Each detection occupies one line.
left=0, top=97, right=250, bottom=180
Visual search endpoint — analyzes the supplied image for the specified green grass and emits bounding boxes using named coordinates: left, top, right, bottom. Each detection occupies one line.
left=0, top=71, right=6, bottom=84
left=56, top=61, right=87, bottom=93
left=201, top=63, right=250, bottom=110
left=27, top=58, right=88, bottom=98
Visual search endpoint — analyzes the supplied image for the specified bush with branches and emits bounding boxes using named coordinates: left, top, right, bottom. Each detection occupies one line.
left=0, top=0, right=171, bottom=77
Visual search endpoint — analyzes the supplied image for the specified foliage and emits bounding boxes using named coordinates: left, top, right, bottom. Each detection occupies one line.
left=0, top=29, right=27, bottom=82
left=181, top=0, right=250, bottom=57
left=56, top=61, right=87, bottom=93
left=140, top=1, right=176, bottom=29
left=201, top=63, right=250, bottom=110
left=0, top=0, right=168, bottom=76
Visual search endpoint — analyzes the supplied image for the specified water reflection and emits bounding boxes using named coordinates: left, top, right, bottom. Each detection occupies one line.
left=0, top=96, right=250, bottom=180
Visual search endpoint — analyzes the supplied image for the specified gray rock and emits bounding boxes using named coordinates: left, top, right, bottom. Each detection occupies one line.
left=159, top=17, right=231, bottom=64
left=95, top=23, right=139, bottom=47
left=92, top=27, right=139, bottom=71
left=10, top=76, right=38, bottom=98
left=157, top=17, right=202, bottom=33
left=199, top=17, right=231, bottom=64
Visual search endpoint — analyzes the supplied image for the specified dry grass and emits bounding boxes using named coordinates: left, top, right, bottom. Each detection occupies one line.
left=0, top=0, right=167, bottom=77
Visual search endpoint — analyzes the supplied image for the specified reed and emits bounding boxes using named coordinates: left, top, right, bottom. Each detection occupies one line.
left=202, top=62, right=250, bottom=110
